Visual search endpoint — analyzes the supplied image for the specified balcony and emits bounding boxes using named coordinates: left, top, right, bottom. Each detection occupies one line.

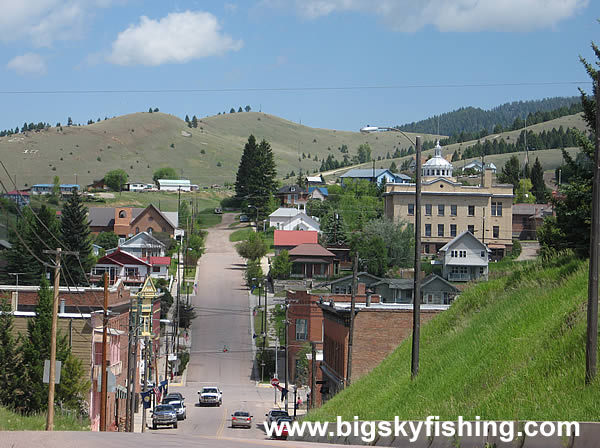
left=448, top=273, right=472, bottom=282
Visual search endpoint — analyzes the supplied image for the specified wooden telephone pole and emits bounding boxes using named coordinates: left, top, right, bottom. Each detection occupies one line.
left=411, top=136, right=422, bottom=379
left=100, top=273, right=109, bottom=431
left=346, top=253, right=358, bottom=386
left=43, top=248, right=77, bottom=431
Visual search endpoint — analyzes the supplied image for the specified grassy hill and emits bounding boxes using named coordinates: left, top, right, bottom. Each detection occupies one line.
left=0, top=111, right=439, bottom=190
left=308, top=254, right=600, bottom=422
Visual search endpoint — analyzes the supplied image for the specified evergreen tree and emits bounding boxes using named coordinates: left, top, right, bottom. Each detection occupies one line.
left=389, top=161, right=398, bottom=172
left=185, top=115, right=190, bottom=123
left=498, top=155, right=521, bottom=189
left=67, top=117, right=73, bottom=126
left=238, top=106, right=243, bottom=113
left=230, top=108, right=236, bottom=113
left=245, top=105, right=251, bottom=112
left=321, top=212, right=348, bottom=246
left=61, top=192, right=93, bottom=285
left=530, top=157, right=547, bottom=203
left=191, top=115, right=198, bottom=128
left=235, top=135, right=277, bottom=219
left=17, top=277, right=70, bottom=414
left=56, top=352, right=90, bottom=413
left=296, top=170, right=306, bottom=190
left=0, top=297, right=18, bottom=409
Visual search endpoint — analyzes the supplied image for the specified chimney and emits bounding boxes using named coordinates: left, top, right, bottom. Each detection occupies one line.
left=59, top=299, right=65, bottom=314
left=366, top=288, right=372, bottom=307
left=483, top=168, right=493, bottom=188
left=357, top=282, right=366, bottom=296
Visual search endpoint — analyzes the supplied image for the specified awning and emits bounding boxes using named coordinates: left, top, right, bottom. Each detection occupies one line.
left=291, top=258, right=332, bottom=264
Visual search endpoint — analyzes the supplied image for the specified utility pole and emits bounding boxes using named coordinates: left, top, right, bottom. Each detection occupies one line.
left=310, top=341, right=316, bottom=409
left=100, top=273, right=109, bottom=431
left=43, top=248, right=77, bottom=431
left=346, top=253, right=358, bottom=386
left=411, top=136, right=422, bottom=379
left=284, top=303, right=289, bottom=414
left=9, top=272, right=24, bottom=307
left=141, top=336, right=149, bottom=432
left=262, top=281, right=268, bottom=382
left=586, top=74, right=600, bottom=384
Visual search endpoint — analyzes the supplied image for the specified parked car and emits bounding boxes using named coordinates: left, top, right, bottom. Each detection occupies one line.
left=164, top=392, right=185, bottom=403
left=239, top=214, right=249, bottom=222
left=265, top=409, right=289, bottom=424
left=214, top=207, right=223, bottom=214
left=198, top=386, right=223, bottom=406
left=272, top=416, right=293, bottom=440
left=168, top=400, right=186, bottom=420
left=151, top=404, right=178, bottom=429
left=231, top=411, right=253, bottom=428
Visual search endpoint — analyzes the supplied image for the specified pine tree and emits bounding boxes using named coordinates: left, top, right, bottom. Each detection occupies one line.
left=61, top=192, right=93, bottom=285
left=530, top=157, right=547, bottom=203
left=56, top=352, right=90, bottom=412
left=389, top=161, right=398, bottom=172
left=322, top=212, right=348, bottom=246
left=191, top=116, right=198, bottom=128
left=17, top=277, right=70, bottom=413
left=185, top=115, right=190, bottom=123
left=498, top=155, right=521, bottom=189
left=0, top=297, right=18, bottom=409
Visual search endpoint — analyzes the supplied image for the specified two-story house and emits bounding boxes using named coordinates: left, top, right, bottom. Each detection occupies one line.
left=268, top=207, right=320, bottom=232
left=107, top=231, right=166, bottom=258
left=438, top=231, right=489, bottom=281
left=276, top=185, right=309, bottom=207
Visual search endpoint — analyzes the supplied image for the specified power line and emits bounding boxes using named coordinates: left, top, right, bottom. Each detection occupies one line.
left=0, top=81, right=591, bottom=95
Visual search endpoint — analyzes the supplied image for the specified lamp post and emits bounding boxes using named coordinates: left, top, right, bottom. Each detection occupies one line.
left=248, top=205, right=259, bottom=231
left=360, top=125, right=422, bottom=379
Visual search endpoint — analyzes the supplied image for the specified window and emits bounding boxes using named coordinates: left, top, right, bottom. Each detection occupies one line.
left=493, top=226, right=499, bottom=238
left=450, top=224, right=457, bottom=237
left=468, top=225, right=475, bottom=234
left=147, top=227, right=154, bottom=234
left=125, top=267, right=138, bottom=277
left=451, top=250, right=457, bottom=257
left=295, top=319, right=308, bottom=341
left=460, top=250, right=467, bottom=257
left=425, top=224, right=431, bottom=237
left=438, top=204, right=445, bottom=216
left=491, top=201, right=502, bottom=216
left=481, top=251, right=486, bottom=257
left=152, top=266, right=161, bottom=273
left=451, top=204, right=457, bottom=216
left=480, top=267, right=485, bottom=274
left=119, top=210, right=127, bottom=218
left=135, top=227, right=139, bottom=234
left=425, top=204, right=432, bottom=216
left=148, top=216, right=154, bottom=222
left=468, top=205, right=475, bottom=216
left=408, top=204, right=414, bottom=215
left=438, top=224, right=444, bottom=237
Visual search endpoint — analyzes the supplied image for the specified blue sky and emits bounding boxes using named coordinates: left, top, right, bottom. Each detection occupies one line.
left=0, top=0, right=598, bottom=132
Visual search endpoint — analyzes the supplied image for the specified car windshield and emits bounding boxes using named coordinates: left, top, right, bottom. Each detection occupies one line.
left=169, top=401, right=182, bottom=408
left=234, top=412, right=249, bottom=417
left=203, top=388, right=218, bottom=393
left=271, top=410, right=287, bottom=416
left=155, top=405, right=174, bottom=412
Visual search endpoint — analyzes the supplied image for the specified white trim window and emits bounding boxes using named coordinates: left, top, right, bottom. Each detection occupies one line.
left=295, top=319, right=308, bottom=341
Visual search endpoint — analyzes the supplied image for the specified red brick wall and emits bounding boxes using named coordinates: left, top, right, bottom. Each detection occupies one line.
left=130, top=208, right=174, bottom=237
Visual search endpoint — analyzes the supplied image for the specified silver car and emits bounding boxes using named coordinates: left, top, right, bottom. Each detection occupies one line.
left=231, top=411, right=253, bottom=428
left=166, top=400, right=186, bottom=420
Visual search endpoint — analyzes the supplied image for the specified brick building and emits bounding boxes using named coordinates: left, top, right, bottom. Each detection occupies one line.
left=88, top=204, right=179, bottom=238
left=318, top=301, right=445, bottom=403
left=512, top=203, right=553, bottom=240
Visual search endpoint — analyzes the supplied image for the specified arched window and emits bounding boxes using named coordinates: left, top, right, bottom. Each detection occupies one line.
left=119, top=210, right=127, bottom=218
left=147, top=227, right=154, bottom=234
left=135, top=227, right=139, bottom=234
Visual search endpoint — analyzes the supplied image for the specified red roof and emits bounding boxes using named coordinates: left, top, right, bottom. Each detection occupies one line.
left=274, top=230, right=318, bottom=247
left=5, top=190, right=30, bottom=196
left=288, top=243, right=335, bottom=257
left=97, top=248, right=151, bottom=266
left=148, top=256, right=171, bottom=266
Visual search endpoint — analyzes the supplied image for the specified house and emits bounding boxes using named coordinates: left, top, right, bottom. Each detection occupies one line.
left=91, top=249, right=152, bottom=290
left=308, top=186, right=328, bottom=201
left=126, top=182, right=153, bottom=192
left=340, top=168, right=397, bottom=186
left=87, top=179, right=108, bottom=191
left=275, top=185, right=308, bottom=207
left=306, top=175, right=325, bottom=186
left=273, top=230, right=318, bottom=254
left=462, top=160, right=498, bottom=174
left=512, top=203, right=553, bottom=240
left=327, top=272, right=381, bottom=294
left=384, top=142, right=513, bottom=259
left=2, top=189, right=30, bottom=207
left=318, top=297, right=445, bottom=403
left=288, top=243, right=335, bottom=279
left=88, top=205, right=178, bottom=238
left=157, top=179, right=191, bottom=192
left=31, top=184, right=80, bottom=195
left=108, top=231, right=166, bottom=258
left=393, top=173, right=412, bottom=183
left=145, top=256, right=170, bottom=280
left=438, top=231, right=489, bottom=281
left=268, top=207, right=320, bottom=232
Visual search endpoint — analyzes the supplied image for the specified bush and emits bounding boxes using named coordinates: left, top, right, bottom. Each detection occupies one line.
left=511, top=239, right=522, bottom=259
left=245, top=260, right=263, bottom=288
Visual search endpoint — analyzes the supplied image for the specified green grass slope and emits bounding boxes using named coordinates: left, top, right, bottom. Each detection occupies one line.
left=308, top=255, right=600, bottom=422
left=0, top=111, right=438, bottom=190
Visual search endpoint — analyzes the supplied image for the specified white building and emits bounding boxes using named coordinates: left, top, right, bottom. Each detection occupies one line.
left=126, top=182, right=153, bottom=192
left=422, top=142, right=453, bottom=179
left=157, top=179, right=191, bottom=192
left=268, top=207, right=320, bottom=232
left=438, top=231, right=489, bottom=282
left=107, top=231, right=166, bottom=258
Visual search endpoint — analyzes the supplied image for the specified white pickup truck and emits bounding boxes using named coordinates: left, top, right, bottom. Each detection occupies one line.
left=198, top=386, right=222, bottom=406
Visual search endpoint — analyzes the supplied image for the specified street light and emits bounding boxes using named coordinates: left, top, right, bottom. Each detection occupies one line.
left=247, top=205, right=259, bottom=230
left=360, top=124, right=422, bottom=379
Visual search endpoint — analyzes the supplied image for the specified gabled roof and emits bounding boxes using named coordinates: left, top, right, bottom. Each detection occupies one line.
left=130, top=204, right=176, bottom=230
left=422, top=274, right=460, bottom=293
left=96, top=248, right=151, bottom=266
left=288, top=243, right=335, bottom=257
left=4, top=190, right=30, bottom=196
left=287, top=213, right=320, bottom=230
left=306, top=175, right=324, bottom=183
left=439, top=231, right=487, bottom=252
left=512, top=203, right=553, bottom=217
left=340, top=168, right=393, bottom=179
left=277, top=185, right=304, bottom=194
left=308, top=187, right=329, bottom=196
left=120, top=231, right=166, bottom=248
left=274, top=230, right=319, bottom=247
left=88, top=207, right=116, bottom=227
left=328, top=272, right=381, bottom=286
left=148, top=256, right=171, bottom=266
left=393, top=173, right=412, bottom=181
left=422, top=177, right=461, bottom=187
left=270, top=207, right=302, bottom=218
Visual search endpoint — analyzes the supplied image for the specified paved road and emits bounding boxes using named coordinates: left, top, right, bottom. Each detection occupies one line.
left=150, top=214, right=277, bottom=441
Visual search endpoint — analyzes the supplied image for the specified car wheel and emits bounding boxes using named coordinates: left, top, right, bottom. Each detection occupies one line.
left=152, top=423, right=156, bottom=430
left=173, top=422, right=178, bottom=429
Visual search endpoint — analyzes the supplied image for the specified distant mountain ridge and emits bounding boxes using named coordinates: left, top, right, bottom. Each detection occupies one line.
left=398, top=96, right=581, bottom=136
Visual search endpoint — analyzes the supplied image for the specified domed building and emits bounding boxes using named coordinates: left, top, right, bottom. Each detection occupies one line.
left=422, top=141, right=453, bottom=179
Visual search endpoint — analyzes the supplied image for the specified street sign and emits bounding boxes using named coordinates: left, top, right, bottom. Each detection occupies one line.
left=168, top=353, right=177, bottom=361
left=43, top=360, right=62, bottom=384
left=270, top=377, right=280, bottom=386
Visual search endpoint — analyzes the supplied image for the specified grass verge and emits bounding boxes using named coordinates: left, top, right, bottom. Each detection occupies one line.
left=0, top=407, right=89, bottom=431
left=229, top=227, right=255, bottom=242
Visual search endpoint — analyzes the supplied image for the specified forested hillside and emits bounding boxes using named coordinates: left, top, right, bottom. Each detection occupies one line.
left=399, top=96, right=581, bottom=136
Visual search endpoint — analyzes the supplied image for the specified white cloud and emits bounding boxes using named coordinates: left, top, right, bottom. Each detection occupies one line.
left=107, top=11, right=243, bottom=66
left=269, top=0, right=588, bottom=32
left=6, top=53, right=47, bottom=75
left=0, top=0, right=116, bottom=46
